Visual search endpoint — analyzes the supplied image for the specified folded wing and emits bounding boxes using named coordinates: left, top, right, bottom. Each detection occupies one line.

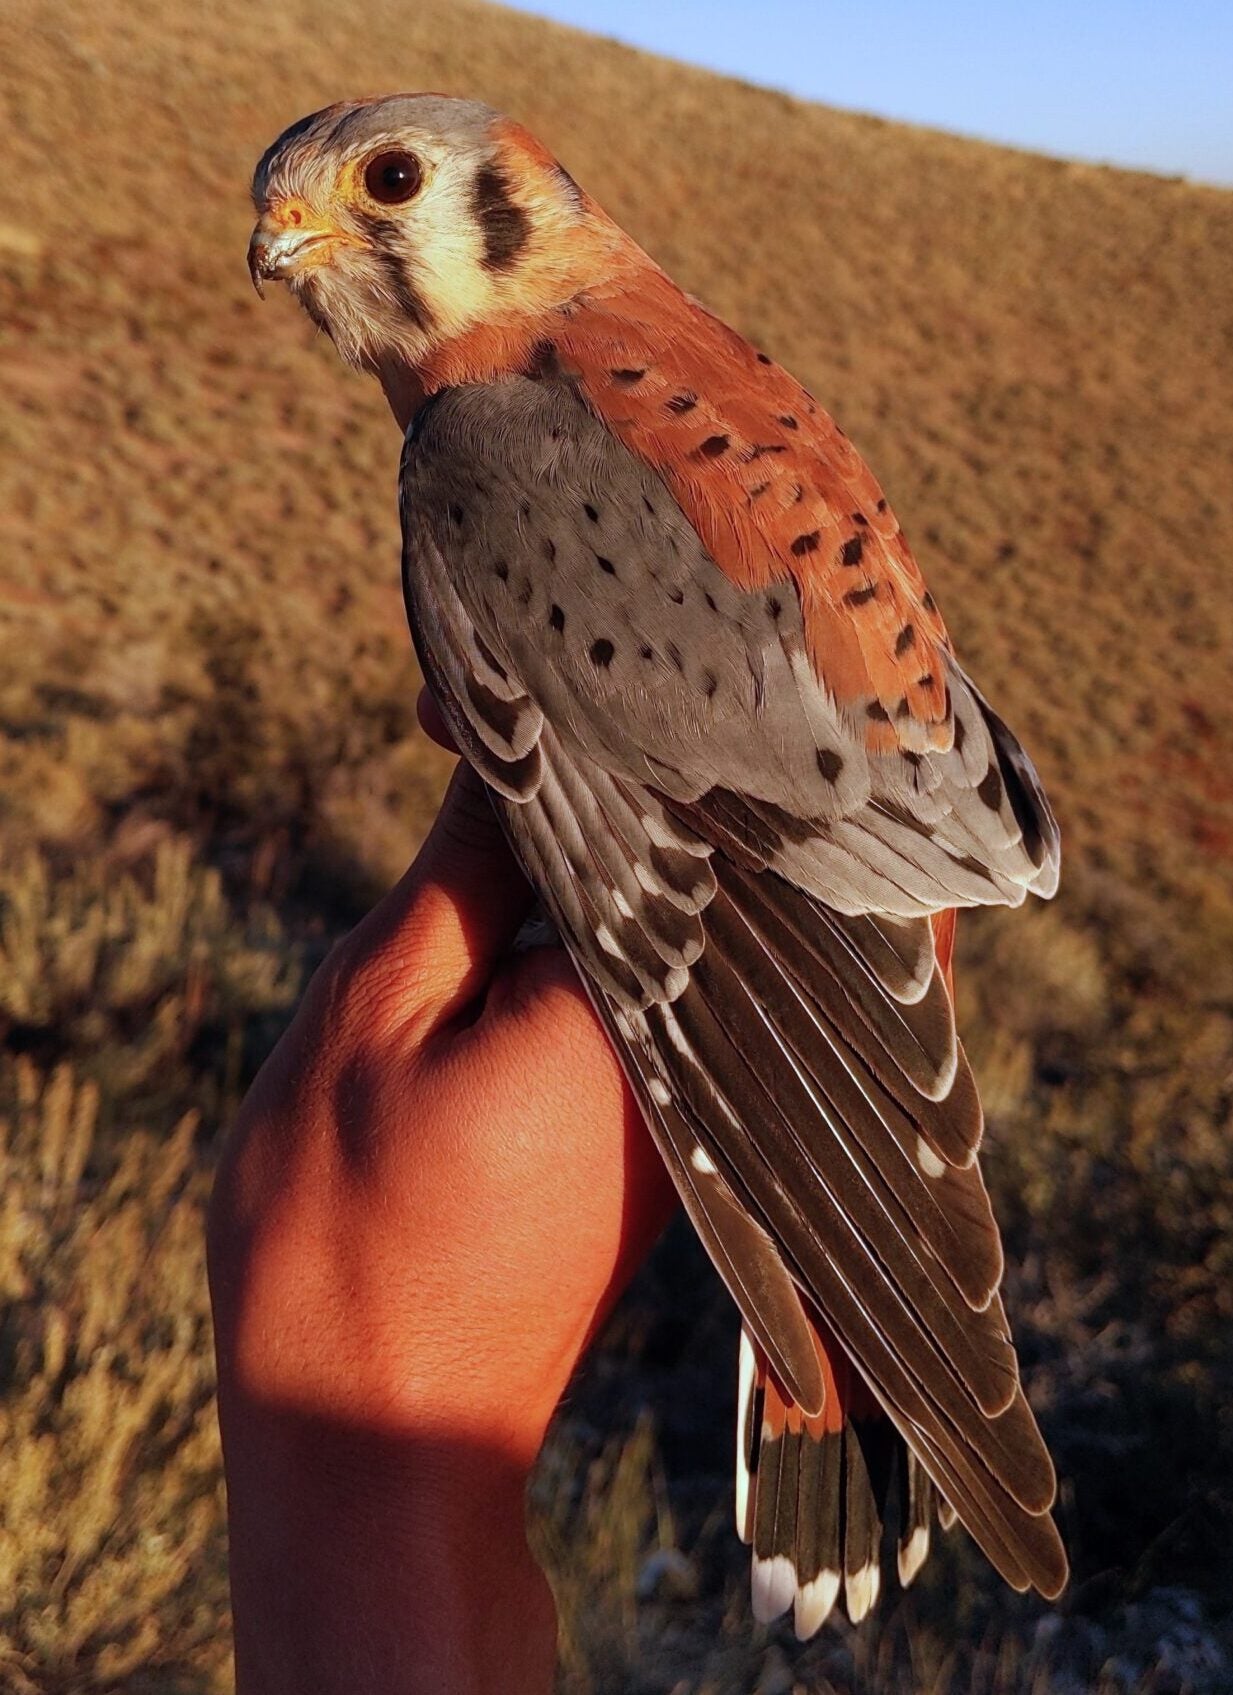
left=399, top=372, right=1065, bottom=1597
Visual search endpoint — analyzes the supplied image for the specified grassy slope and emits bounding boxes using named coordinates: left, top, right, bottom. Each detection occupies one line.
left=1, top=0, right=1232, bottom=1688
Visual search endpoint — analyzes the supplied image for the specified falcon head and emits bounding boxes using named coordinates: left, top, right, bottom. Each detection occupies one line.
left=249, top=94, right=591, bottom=372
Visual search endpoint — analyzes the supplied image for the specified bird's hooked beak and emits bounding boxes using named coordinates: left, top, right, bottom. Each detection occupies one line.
left=247, top=212, right=343, bottom=298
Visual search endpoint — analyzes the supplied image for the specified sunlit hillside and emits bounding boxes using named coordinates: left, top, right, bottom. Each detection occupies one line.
left=2, top=0, right=1232, bottom=1687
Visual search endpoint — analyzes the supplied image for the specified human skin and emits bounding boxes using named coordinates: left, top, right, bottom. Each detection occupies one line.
left=207, top=698, right=678, bottom=1694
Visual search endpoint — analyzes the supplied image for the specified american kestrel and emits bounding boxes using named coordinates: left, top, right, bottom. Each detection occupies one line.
left=249, top=94, right=1066, bottom=1636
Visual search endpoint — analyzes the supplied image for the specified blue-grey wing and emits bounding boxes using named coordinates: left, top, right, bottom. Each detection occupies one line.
left=397, top=373, right=1065, bottom=1599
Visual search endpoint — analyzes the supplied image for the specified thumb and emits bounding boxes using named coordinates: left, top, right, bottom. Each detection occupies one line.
left=343, top=760, right=536, bottom=1032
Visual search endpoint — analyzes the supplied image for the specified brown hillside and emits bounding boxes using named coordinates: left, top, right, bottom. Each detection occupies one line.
left=2, top=0, right=1232, bottom=1688
left=5, top=0, right=1233, bottom=910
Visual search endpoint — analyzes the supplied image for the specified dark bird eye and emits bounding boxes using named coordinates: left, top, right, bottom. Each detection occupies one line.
left=364, top=150, right=423, bottom=205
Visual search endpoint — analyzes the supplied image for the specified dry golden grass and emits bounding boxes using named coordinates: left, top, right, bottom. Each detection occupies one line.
left=0, top=1058, right=228, bottom=1692
left=2, top=0, right=1232, bottom=1687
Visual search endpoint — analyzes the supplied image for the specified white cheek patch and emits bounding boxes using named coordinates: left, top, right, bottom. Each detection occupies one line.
left=292, top=137, right=501, bottom=362
left=408, top=155, right=499, bottom=337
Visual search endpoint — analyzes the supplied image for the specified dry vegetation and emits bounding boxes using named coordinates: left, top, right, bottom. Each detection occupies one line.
left=2, top=0, right=1232, bottom=1687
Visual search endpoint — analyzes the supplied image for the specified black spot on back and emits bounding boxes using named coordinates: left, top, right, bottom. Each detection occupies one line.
left=595, top=554, right=617, bottom=575
left=816, top=748, right=844, bottom=783
left=611, top=368, right=646, bottom=385
left=791, top=531, right=820, bottom=556
left=667, top=392, right=698, bottom=414
left=895, top=624, right=917, bottom=656
left=845, top=584, right=878, bottom=607
left=699, top=434, right=730, bottom=457
left=841, top=534, right=865, bottom=567
left=590, top=638, right=615, bottom=667
left=549, top=604, right=565, bottom=632
left=584, top=503, right=599, bottom=523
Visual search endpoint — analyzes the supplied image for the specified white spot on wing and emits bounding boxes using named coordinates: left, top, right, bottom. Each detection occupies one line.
left=659, top=1004, right=694, bottom=1058
left=612, top=888, right=635, bottom=919
left=648, top=1078, right=671, bottom=1106
left=794, top=1568, right=840, bottom=1639
left=642, top=812, right=708, bottom=854
left=916, top=1135, right=946, bottom=1178
left=927, top=1033, right=960, bottom=1100
left=690, top=1145, right=717, bottom=1175
left=633, top=861, right=659, bottom=894
left=595, top=923, right=622, bottom=958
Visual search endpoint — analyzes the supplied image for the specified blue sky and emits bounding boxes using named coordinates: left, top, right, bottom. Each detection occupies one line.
left=515, top=1, right=1233, bottom=185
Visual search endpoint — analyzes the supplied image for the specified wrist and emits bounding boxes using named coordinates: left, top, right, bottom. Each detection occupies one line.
left=211, top=1184, right=565, bottom=1471
left=223, top=1396, right=556, bottom=1695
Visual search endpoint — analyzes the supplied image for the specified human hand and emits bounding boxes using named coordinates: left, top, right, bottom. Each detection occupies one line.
left=207, top=700, right=678, bottom=1695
